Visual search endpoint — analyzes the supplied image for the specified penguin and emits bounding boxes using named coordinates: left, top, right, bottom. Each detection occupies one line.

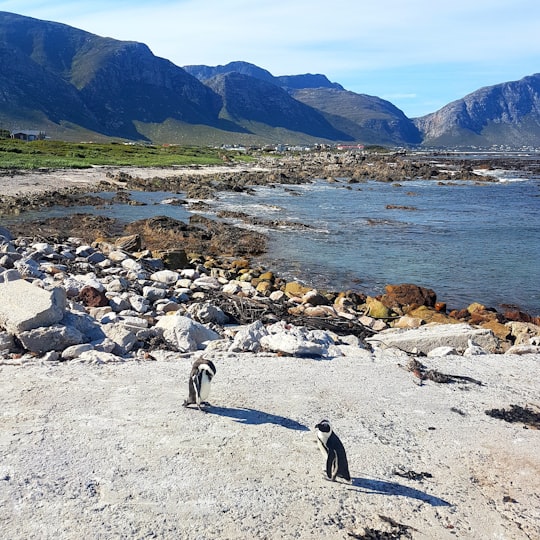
left=182, top=356, right=216, bottom=410
left=314, top=419, right=351, bottom=482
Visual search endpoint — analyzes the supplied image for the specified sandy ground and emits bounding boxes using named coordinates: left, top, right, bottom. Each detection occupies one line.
left=1, top=165, right=263, bottom=197
left=1, top=350, right=539, bottom=539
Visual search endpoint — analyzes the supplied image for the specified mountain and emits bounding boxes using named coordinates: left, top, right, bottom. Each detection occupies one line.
left=290, top=88, right=422, bottom=146
left=0, top=11, right=223, bottom=141
left=203, top=72, right=352, bottom=141
left=414, top=74, right=540, bottom=147
left=185, top=60, right=420, bottom=146
left=1, top=11, right=539, bottom=148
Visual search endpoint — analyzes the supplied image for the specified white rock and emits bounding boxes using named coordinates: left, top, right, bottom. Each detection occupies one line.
left=17, top=324, right=84, bottom=353
left=155, top=314, right=221, bottom=352
left=61, top=343, right=95, bottom=360
left=143, top=285, right=167, bottom=302
left=0, top=280, right=66, bottom=334
left=366, top=323, right=499, bottom=355
left=427, top=346, right=458, bottom=357
left=101, top=323, right=138, bottom=355
left=187, top=303, right=228, bottom=324
left=151, top=270, right=180, bottom=285
left=76, top=350, right=125, bottom=364
left=229, top=320, right=269, bottom=352
left=504, top=344, right=540, bottom=355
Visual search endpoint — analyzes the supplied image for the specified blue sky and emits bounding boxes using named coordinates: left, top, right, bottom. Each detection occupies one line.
left=1, top=0, right=539, bottom=117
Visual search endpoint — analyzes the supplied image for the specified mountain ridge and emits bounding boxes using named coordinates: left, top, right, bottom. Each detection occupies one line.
left=1, top=11, right=539, bottom=148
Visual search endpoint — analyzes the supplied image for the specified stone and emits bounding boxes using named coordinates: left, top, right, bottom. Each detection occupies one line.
left=506, top=321, right=540, bottom=346
left=393, top=315, right=424, bottom=329
left=101, top=323, right=138, bottom=355
left=17, top=324, right=84, bottom=353
left=229, top=320, right=269, bottom=352
left=187, top=303, right=228, bottom=325
left=79, top=285, right=109, bottom=307
left=366, top=323, right=500, bottom=354
left=427, top=346, right=458, bottom=357
left=365, top=297, right=391, bottom=319
left=479, top=320, right=511, bottom=341
left=284, top=281, right=312, bottom=298
left=61, top=343, right=95, bottom=360
left=155, top=314, right=221, bottom=352
left=381, top=283, right=436, bottom=310
left=115, top=234, right=142, bottom=252
left=302, top=290, right=331, bottom=306
left=0, top=280, right=66, bottom=334
left=0, top=331, right=15, bottom=352
left=504, top=344, right=540, bottom=355
left=407, top=305, right=460, bottom=325
left=150, top=269, right=180, bottom=285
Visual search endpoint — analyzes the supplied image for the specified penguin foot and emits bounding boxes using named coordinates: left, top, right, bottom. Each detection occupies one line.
left=182, top=399, right=194, bottom=408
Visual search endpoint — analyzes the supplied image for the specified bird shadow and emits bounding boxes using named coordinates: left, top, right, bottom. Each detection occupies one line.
left=350, top=476, right=452, bottom=507
left=206, top=405, right=309, bottom=431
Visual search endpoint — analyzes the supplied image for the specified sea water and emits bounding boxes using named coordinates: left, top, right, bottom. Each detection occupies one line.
left=5, top=177, right=540, bottom=315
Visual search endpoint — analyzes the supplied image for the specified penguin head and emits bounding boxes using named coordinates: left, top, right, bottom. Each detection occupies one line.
left=315, top=419, right=332, bottom=433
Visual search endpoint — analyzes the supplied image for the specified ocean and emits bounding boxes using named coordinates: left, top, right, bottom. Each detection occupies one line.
left=5, top=173, right=540, bottom=315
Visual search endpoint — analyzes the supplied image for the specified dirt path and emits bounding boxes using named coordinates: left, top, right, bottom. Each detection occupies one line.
left=1, top=350, right=539, bottom=539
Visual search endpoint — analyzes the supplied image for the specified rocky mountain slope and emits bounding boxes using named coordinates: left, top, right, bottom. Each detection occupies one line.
left=414, top=73, right=540, bottom=147
left=1, top=11, right=539, bottom=147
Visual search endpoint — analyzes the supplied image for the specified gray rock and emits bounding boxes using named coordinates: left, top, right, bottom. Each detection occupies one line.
left=0, top=280, right=66, bottom=334
left=18, top=324, right=84, bottom=353
left=151, top=270, right=180, bottom=285
left=0, top=331, right=15, bottom=352
left=229, top=320, right=269, bottom=352
left=366, top=323, right=499, bottom=354
left=61, top=343, right=95, bottom=360
left=187, top=302, right=228, bottom=324
left=101, top=323, right=138, bottom=355
left=155, top=314, right=221, bottom=352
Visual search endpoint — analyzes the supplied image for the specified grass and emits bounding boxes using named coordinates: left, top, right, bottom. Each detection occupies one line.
left=0, top=139, right=253, bottom=169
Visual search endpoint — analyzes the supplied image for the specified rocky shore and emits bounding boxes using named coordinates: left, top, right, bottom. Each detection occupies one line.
left=1, top=153, right=540, bottom=538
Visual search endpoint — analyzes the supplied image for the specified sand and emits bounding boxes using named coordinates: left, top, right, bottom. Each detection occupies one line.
left=1, top=349, right=539, bottom=539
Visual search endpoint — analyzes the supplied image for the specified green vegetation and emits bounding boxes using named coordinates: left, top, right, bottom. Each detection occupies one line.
left=0, top=139, right=252, bottom=169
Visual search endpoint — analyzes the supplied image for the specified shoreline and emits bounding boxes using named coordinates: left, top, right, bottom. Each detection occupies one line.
left=1, top=155, right=539, bottom=321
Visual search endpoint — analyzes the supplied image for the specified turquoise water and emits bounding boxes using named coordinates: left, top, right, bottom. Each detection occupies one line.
left=211, top=178, right=540, bottom=314
left=4, top=178, right=540, bottom=314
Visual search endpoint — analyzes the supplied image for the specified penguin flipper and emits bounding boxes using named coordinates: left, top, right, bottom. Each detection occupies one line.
left=326, top=449, right=338, bottom=481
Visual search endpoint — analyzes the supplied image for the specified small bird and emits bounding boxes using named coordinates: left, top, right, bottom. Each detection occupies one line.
left=315, top=419, right=351, bottom=483
left=182, top=356, right=216, bottom=410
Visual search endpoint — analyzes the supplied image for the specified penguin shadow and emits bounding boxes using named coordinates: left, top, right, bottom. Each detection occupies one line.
left=350, top=476, right=452, bottom=507
left=206, top=406, right=309, bottom=431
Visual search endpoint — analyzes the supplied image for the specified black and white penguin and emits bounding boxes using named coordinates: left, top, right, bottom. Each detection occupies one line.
left=314, top=419, right=351, bottom=482
left=182, top=356, right=216, bottom=410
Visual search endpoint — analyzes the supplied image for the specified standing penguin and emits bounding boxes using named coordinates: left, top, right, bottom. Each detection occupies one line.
left=183, top=356, right=216, bottom=410
left=315, top=419, right=351, bottom=482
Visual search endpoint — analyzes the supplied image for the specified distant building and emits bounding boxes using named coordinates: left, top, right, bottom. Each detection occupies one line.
left=10, top=130, right=46, bottom=141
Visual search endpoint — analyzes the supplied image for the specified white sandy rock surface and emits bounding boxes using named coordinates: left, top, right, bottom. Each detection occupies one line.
left=1, top=164, right=267, bottom=197
left=1, top=350, right=539, bottom=539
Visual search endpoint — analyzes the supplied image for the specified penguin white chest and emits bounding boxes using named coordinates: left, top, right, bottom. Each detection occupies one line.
left=316, top=433, right=329, bottom=458
left=199, top=371, right=212, bottom=401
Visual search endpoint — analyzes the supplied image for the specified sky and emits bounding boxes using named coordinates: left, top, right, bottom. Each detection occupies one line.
left=1, top=0, right=539, bottom=118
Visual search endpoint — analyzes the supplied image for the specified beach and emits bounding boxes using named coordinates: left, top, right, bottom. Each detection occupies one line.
left=0, top=158, right=539, bottom=539
left=1, top=350, right=539, bottom=539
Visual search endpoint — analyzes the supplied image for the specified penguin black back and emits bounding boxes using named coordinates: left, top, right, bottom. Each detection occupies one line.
left=315, top=419, right=351, bottom=482
left=183, top=356, right=216, bottom=410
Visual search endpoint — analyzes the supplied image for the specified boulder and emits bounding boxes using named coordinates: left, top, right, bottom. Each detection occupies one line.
left=17, top=324, right=84, bottom=353
left=366, top=322, right=500, bottom=354
left=365, top=297, right=391, bottom=319
left=0, top=280, right=66, bottom=334
left=79, top=285, right=109, bottom=307
left=380, top=283, right=436, bottom=310
left=229, top=320, right=269, bottom=352
left=155, top=314, right=221, bottom=352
